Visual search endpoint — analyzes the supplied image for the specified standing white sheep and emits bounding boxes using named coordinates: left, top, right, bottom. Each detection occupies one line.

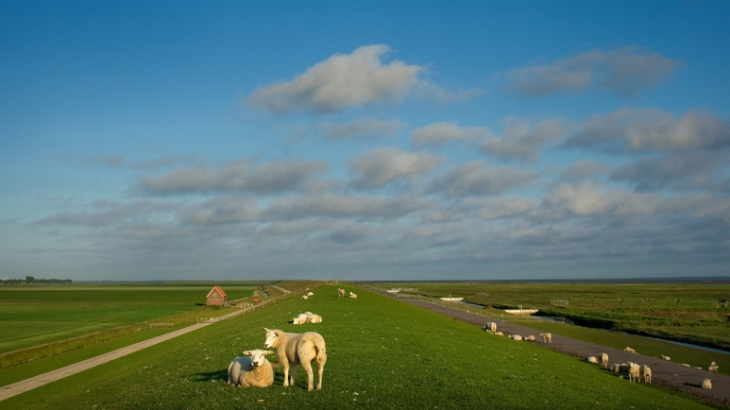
left=702, top=378, right=712, bottom=389
left=599, top=353, right=609, bottom=368
left=263, top=328, right=327, bottom=391
left=338, top=288, right=346, bottom=297
left=641, top=365, right=651, bottom=384
left=627, top=362, right=640, bottom=382
left=227, top=350, right=274, bottom=387
left=540, top=333, right=552, bottom=343
left=708, top=361, right=718, bottom=372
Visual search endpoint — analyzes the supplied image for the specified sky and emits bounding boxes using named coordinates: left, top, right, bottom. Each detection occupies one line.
left=1, top=1, right=729, bottom=281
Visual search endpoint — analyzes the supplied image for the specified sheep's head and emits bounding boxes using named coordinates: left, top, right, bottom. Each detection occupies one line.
left=263, top=328, right=281, bottom=348
left=243, top=349, right=273, bottom=369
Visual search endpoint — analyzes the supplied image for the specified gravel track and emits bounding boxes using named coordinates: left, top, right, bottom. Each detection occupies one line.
left=375, top=290, right=730, bottom=408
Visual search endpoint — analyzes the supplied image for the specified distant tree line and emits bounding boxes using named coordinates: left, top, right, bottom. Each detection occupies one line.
left=1, top=276, right=73, bottom=285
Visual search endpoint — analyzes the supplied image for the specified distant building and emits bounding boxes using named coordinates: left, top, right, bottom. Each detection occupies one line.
left=206, top=286, right=227, bottom=306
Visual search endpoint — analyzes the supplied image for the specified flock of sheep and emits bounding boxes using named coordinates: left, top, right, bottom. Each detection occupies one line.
left=227, top=288, right=356, bottom=391
left=483, top=321, right=718, bottom=391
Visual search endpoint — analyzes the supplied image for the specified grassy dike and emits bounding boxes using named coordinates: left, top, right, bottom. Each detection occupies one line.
left=2, top=286, right=716, bottom=410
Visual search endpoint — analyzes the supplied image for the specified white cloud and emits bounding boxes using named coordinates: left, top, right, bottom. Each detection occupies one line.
left=140, top=159, right=327, bottom=194
left=427, top=161, right=538, bottom=197
left=324, top=118, right=402, bottom=140
left=507, top=46, right=682, bottom=96
left=481, top=116, right=569, bottom=162
left=544, top=182, right=661, bottom=217
left=564, top=108, right=730, bottom=152
left=411, top=121, right=491, bottom=146
left=350, top=147, right=442, bottom=189
left=248, top=45, right=424, bottom=114
left=264, top=194, right=426, bottom=220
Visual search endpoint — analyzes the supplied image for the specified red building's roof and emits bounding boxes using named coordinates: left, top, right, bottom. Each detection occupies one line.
left=206, top=285, right=227, bottom=298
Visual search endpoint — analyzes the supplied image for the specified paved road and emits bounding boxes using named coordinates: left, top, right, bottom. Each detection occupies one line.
left=0, top=305, right=256, bottom=403
left=375, top=290, right=730, bottom=408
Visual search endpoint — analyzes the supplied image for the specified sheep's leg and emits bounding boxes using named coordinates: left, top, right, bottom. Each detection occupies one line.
left=300, top=360, right=314, bottom=391
left=289, top=363, right=297, bottom=387
left=282, top=362, right=290, bottom=387
left=316, top=354, right=326, bottom=390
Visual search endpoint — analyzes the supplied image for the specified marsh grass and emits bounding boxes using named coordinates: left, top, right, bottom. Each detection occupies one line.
left=2, top=286, right=716, bottom=410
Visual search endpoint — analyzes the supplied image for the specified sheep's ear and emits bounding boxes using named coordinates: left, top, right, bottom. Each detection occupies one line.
left=263, top=327, right=269, bottom=332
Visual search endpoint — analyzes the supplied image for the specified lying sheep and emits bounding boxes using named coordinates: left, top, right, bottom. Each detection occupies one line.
left=292, top=312, right=322, bottom=325
left=349, top=292, right=357, bottom=299
left=540, top=333, right=552, bottom=343
left=483, top=322, right=497, bottom=332
left=642, top=365, right=651, bottom=384
left=586, top=356, right=598, bottom=364
left=628, top=362, right=640, bottom=383
left=302, top=295, right=309, bottom=300
left=624, top=346, right=636, bottom=353
left=525, top=335, right=536, bottom=341
left=702, top=378, right=712, bottom=389
left=661, top=355, right=671, bottom=361
left=495, top=331, right=504, bottom=336
left=307, top=291, right=314, bottom=296
left=228, top=350, right=274, bottom=388
left=599, top=353, right=609, bottom=368
left=709, top=361, right=718, bottom=372
left=263, top=328, right=327, bottom=391
left=510, top=334, right=522, bottom=341
left=338, top=288, right=346, bottom=297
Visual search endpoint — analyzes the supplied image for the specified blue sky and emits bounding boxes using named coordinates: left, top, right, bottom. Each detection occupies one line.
left=2, top=1, right=729, bottom=281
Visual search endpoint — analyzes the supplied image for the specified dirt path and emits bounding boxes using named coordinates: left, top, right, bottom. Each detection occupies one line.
left=375, top=290, right=730, bottom=408
left=0, top=305, right=256, bottom=403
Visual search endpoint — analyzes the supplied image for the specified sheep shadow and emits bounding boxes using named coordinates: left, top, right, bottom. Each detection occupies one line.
left=683, top=382, right=703, bottom=388
left=193, top=369, right=227, bottom=382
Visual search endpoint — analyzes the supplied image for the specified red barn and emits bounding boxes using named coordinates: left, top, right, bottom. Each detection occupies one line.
left=206, top=285, right=227, bottom=306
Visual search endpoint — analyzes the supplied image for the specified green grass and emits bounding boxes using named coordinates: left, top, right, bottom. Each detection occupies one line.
left=0, top=282, right=259, bottom=354
left=1, top=285, right=716, bottom=410
left=370, top=281, right=730, bottom=351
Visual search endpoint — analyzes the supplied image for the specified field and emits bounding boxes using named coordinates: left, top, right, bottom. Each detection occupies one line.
left=0, top=285, right=718, bottom=410
left=0, top=282, right=270, bottom=361
left=370, top=281, right=730, bottom=351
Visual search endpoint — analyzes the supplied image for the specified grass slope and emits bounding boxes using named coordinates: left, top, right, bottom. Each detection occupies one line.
left=2, top=286, right=715, bottom=410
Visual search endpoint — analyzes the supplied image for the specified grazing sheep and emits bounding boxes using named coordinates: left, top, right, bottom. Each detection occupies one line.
left=483, top=322, right=497, bottom=332
left=227, top=350, right=274, bottom=388
left=709, top=361, right=718, bottom=372
left=586, top=356, right=599, bottom=364
left=661, top=355, right=671, bottom=361
left=349, top=292, right=357, bottom=299
left=263, top=328, right=327, bottom=391
left=525, top=335, right=536, bottom=341
left=641, top=365, right=652, bottom=384
left=624, top=346, right=636, bottom=353
left=599, top=353, right=609, bottom=368
left=509, top=334, right=523, bottom=341
left=540, top=333, right=552, bottom=343
left=338, top=288, right=346, bottom=297
left=702, top=378, right=712, bottom=389
left=628, top=363, right=640, bottom=383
